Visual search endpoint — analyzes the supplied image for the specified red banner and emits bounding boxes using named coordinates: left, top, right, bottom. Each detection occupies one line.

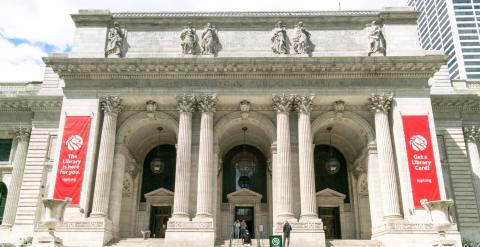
left=402, top=115, right=440, bottom=208
left=53, top=116, right=91, bottom=206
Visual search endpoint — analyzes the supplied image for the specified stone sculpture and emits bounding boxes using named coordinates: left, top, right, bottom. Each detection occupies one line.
left=292, top=22, right=313, bottom=54
left=368, top=20, right=386, bottom=56
left=201, top=23, right=222, bottom=55
left=35, top=198, right=71, bottom=247
left=271, top=21, right=289, bottom=54
left=105, top=22, right=125, bottom=58
left=180, top=22, right=199, bottom=55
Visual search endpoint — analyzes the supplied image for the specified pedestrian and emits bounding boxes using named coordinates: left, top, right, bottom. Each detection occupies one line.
left=240, top=219, right=247, bottom=238
left=242, top=229, right=252, bottom=247
left=234, top=219, right=241, bottom=239
left=283, top=220, right=292, bottom=247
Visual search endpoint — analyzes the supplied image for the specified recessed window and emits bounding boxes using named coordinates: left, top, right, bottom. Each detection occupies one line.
left=0, top=139, right=13, bottom=162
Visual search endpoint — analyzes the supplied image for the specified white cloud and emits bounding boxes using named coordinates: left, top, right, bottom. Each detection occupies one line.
left=0, top=36, right=46, bottom=81
left=0, top=0, right=403, bottom=81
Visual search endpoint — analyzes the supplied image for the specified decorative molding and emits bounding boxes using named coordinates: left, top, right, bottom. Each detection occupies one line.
left=145, top=100, right=157, bottom=113
left=15, top=127, right=31, bottom=142
left=121, top=104, right=368, bottom=112
left=196, top=94, right=217, bottom=113
left=272, top=94, right=295, bottom=113
left=100, top=96, right=124, bottom=115
left=0, top=99, right=62, bottom=112
left=43, top=57, right=446, bottom=81
left=431, top=96, right=480, bottom=112
left=176, top=94, right=196, bottom=113
left=167, top=221, right=214, bottom=231
left=295, top=95, right=314, bottom=114
left=239, top=100, right=250, bottom=119
left=463, top=126, right=480, bottom=143
left=368, top=93, right=393, bottom=113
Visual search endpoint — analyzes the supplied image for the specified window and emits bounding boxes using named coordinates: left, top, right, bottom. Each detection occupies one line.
left=437, top=135, right=448, bottom=163
left=0, top=139, right=13, bottom=162
left=0, top=182, right=7, bottom=225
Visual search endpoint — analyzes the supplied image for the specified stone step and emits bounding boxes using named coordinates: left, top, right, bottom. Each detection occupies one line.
left=326, top=240, right=385, bottom=247
left=106, top=238, right=165, bottom=247
left=215, top=239, right=270, bottom=247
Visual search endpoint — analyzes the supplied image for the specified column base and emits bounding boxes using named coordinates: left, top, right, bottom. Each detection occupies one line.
left=34, top=232, right=64, bottom=247
left=372, top=221, right=461, bottom=247
left=274, top=219, right=325, bottom=247
left=165, top=218, right=215, bottom=247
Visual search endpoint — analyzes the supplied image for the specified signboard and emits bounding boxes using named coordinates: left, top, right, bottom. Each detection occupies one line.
left=402, top=115, right=441, bottom=208
left=269, top=235, right=282, bottom=247
left=53, top=116, right=91, bottom=206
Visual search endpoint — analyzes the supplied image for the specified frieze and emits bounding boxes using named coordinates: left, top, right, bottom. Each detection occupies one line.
left=167, top=220, right=214, bottom=230
left=44, top=57, right=445, bottom=81
left=36, top=221, right=105, bottom=231
left=0, top=99, right=62, bottom=112
left=431, top=96, right=480, bottom=112
left=122, top=104, right=368, bottom=112
left=371, top=222, right=460, bottom=234
left=275, top=221, right=323, bottom=232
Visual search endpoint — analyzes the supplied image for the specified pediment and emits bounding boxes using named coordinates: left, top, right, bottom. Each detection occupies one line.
left=227, top=188, right=263, bottom=201
left=316, top=188, right=346, bottom=199
left=144, top=187, right=174, bottom=198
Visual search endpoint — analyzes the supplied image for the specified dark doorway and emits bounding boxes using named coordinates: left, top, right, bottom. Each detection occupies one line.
left=235, top=207, right=254, bottom=238
left=149, top=206, right=171, bottom=238
left=318, top=207, right=341, bottom=239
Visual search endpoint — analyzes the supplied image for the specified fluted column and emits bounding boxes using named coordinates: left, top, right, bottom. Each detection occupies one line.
left=91, top=96, right=123, bottom=218
left=272, top=94, right=295, bottom=219
left=172, top=95, right=195, bottom=219
left=195, top=94, right=217, bottom=219
left=0, top=128, right=30, bottom=228
left=369, top=94, right=401, bottom=219
left=464, top=126, right=480, bottom=210
left=295, top=95, right=318, bottom=220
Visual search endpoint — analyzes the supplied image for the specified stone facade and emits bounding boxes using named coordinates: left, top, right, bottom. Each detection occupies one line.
left=0, top=7, right=479, bottom=247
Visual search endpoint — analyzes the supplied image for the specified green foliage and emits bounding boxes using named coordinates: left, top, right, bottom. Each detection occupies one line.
left=19, top=237, right=32, bottom=247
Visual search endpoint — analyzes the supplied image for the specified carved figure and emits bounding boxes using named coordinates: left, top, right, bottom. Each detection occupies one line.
left=180, top=22, right=199, bottom=55
left=105, top=22, right=125, bottom=58
left=201, top=23, right=222, bottom=55
left=368, top=20, right=386, bottom=56
left=292, top=22, right=312, bottom=54
left=271, top=21, right=289, bottom=54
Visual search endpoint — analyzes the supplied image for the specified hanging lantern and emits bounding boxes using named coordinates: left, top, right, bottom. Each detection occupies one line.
left=150, top=127, right=165, bottom=174
left=235, top=127, right=256, bottom=189
left=325, top=127, right=341, bottom=175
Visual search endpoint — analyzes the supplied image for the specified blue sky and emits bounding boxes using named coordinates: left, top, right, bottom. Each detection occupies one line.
left=0, top=0, right=405, bottom=81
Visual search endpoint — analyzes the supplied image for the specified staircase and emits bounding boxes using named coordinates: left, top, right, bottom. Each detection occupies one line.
left=215, top=238, right=270, bottom=247
left=106, top=238, right=165, bottom=247
left=327, top=240, right=385, bottom=247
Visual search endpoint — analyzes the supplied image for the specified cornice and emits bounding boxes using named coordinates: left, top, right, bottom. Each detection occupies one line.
left=43, top=56, right=446, bottom=81
left=0, top=98, right=63, bottom=113
left=123, top=104, right=367, bottom=112
left=431, top=95, right=480, bottom=112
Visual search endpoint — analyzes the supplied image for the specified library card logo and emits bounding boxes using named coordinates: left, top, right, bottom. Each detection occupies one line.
left=409, top=135, right=428, bottom=152
left=66, top=135, right=84, bottom=151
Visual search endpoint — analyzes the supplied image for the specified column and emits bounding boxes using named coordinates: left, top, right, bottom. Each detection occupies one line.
left=366, top=144, right=383, bottom=228
left=172, top=94, right=195, bottom=219
left=91, top=96, right=123, bottom=218
left=295, top=95, right=318, bottom=220
left=368, top=94, right=401, bottom=219
left=0, top=128, right=30, bottom=228
left=195, top=94, right=217, bottom=219
left=464, top=126, right=480, bottom=211
left=272, top=94, right=295, bottom=219
left=108, top=146, right=127, bottom=238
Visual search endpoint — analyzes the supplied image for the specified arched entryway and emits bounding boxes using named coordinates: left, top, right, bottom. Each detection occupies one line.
left=0, top=182, right=7, bottom=225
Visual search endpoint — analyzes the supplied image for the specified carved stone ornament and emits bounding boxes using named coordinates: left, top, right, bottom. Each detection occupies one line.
left=240, top=100, right=251, bottom=119
left=271, top=21, right=289, bottom=54
left=272, top=94, right=295, bottom=113
left=295, top=95, right=314, bottom=114
left=292, top=21, right=313, bottom=54
left=180, top=22, right=200, bottom=55
left=333, top=100, right=345, bottom=114
left=105, top=21, right=126, bottom=58
left=127, top=164, right=139, bottom=179
left=176, top=94, right=196, bottom=113
left=463, top=126, right=480, bottom=143
left=368, top=19, right=386, bottom=56
left=145, top=100, right=157, bottom=113
left=368, top=94, right=393, bottom=113
left=201, top=23, right=222, bottom=55
left=196, top=94, right=218, bottom=113
left=122, top=177, right=132, bottom=196
left=15, top=127, right=31, bottom=142
left=100, top=96, right=124, bottom=115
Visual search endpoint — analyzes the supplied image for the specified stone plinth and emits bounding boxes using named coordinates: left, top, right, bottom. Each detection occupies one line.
left=165, top=220, right=215, bottom=247
left=274, top=221, right=325, bottom=247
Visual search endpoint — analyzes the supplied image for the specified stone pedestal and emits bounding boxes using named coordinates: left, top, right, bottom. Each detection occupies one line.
left=165, top=220, right=215, bottom=247
left=274, top=221, right=325, bottom=247
left=35, top=232, right=63, bottom=247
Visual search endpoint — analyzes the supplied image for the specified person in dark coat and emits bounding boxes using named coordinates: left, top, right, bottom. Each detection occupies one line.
left=242, top=229, right=252, bottom=247
left=283, top=221, right=292, bottom=247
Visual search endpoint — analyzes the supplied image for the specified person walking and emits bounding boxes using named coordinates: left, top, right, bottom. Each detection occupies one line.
left=283, top=221, right=292, bottom=247
left=234, top=219, right=241, bottom=239
left=240, top=219, right=247, bottom=238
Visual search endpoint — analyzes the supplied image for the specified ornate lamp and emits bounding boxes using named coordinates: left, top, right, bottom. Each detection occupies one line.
left=325, top=127, right=341, bottom=175
left=236, top=127, right=256, bottom=189
left=150, top=127, right=165, bottom=174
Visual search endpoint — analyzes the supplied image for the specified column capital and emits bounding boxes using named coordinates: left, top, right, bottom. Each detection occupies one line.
left=368, top=94, right=393, bottom=113
left=272, top=94, right=295, bottom=113
left=196, top=94, right=217, bottom=113
left=176, top=94, right=196, bottom=113
left=464, top=126, right=480, bottom=143
left=100, top=96, right=123, bottom=115
left=15, top=127, right=30, bottom=142
left=295, top=95, right=315, bottom=114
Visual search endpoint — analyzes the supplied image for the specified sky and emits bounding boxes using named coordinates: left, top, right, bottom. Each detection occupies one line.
left=0, top=0, right=406, bottom=81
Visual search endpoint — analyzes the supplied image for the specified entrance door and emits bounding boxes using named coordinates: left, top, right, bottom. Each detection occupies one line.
left=235, top=207, right=254, bottom=238
left=318, top=207, right=341, bottom=239
left=150, top=206, right=171, bottom=238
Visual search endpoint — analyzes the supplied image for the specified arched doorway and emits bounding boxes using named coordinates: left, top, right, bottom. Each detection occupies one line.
left=222, top=145, right=267, bottom=239
left=0, top=182, right=7, bottom=225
